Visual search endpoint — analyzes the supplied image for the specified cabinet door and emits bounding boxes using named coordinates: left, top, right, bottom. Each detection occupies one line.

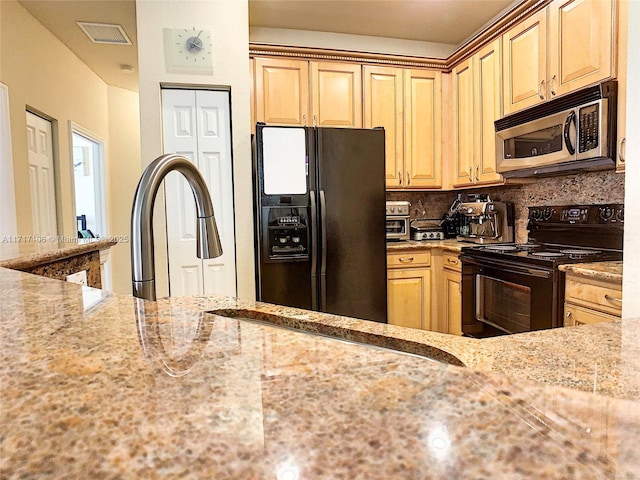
left=310, top=61, right=362, bottom=128
left=502, top=9, right=547, bottom=115
left=443, top=269, right=462, bottom=335
left=564, top=304, right=618, bottom=326
left=548, top=0, right=614, bottom=98
left=363, top=66, right=404, bottom=188
left=452, top=57, right=475, bottom=187
left=475, top=39, right=503, bottom=185
left=388, top=268, right=430, bottom=330
left=404, top=69, right=442, bottom=188
left=254, top=57, right=309, bottom=126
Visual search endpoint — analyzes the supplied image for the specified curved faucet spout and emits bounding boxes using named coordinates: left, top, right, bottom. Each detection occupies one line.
left=131, top=154, right=223, bottom=301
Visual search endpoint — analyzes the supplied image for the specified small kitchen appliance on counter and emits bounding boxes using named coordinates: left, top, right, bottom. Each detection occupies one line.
left=455, top=194, right=514, bottom=244
left=410, top=219, right=445, bottom=241
left=386, top=201, right=410, bottom=241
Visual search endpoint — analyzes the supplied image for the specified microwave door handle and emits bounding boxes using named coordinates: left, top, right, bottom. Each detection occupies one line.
left=564, top=111, right=576, bottom=155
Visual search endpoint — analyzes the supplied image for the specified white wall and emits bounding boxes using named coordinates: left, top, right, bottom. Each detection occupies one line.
left=0, top=82, right=17, bottom=236
left=622, top=0, right=640, bottom=318
left=250, top=27, right=457, bottom=58
left=136, top=0, right=254, bottom=300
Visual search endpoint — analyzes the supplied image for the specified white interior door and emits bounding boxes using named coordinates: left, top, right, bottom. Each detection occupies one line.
left=161, top=89, right=237, bottom=297
left=26, top=111, right=57, bottom=236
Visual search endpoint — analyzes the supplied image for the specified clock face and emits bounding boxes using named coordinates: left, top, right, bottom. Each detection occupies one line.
left=166, top=27, right=213, bottom=72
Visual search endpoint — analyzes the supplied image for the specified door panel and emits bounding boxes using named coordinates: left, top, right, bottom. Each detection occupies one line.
left=26, top=112, right=57, bottom=236
left=502, top=10, right=547, bottom=114
left=311, top=61, right=362, bottom=128
left=162, top=89, right=237, bottom=298
left=548, top=0, right=613, bottom=96
left=452, top=58, right=474, bottom=187
left=404, top=69, right=442, bottom=188
left=254, top=58, right=309, bottom=126
left=363, top=66, right=404, bottom=187
left=317, top=128, right=387, bottom=322
left=388, top=269, right=430, bottom=330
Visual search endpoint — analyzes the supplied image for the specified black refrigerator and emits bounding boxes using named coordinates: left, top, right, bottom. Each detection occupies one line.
left=253, top=124, right=387, bottom=323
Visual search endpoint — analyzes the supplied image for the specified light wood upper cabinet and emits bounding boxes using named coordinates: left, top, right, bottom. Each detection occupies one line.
left=548, top=0, right=614, bottom=97
left=253, top=57, right=363, bottom=129
left=502, top=9, right=547, bottom=115
left=452, top=57, right=475, bottom=186
left=363, top=66, right=405, bottom=187
left=503, top=0, right=615, bottom=115
left=254, top=57, right=309, bottom=126
left=311, top=62, right=362, bottom=128
left=476, top=40, right=503, bottom=184
left=452, top=39, right=503, bottom=188
left=404, top=69, right=442, bottom=188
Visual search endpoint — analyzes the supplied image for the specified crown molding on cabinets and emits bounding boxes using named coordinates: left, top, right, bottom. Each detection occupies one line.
left=249, top=44, right=448, bottom=70
left=249, top=0, right=551, bottom=72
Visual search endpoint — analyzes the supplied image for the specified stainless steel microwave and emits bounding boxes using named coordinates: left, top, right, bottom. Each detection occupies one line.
left=495, top=81, right=617, bottom=178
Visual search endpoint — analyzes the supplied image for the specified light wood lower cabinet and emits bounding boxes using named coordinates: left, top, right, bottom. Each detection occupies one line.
left=441, top=252, right=462, bottom=335
left=387, top=252, right=431, bottom=330
left=563, top=273, right=622, bottom=327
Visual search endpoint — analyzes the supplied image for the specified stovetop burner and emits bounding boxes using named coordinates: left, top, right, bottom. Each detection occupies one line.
left=485, top=244, right=518, bottom=252
left=531, top=251, right=565, bottom=258
left=559, top=249, right=602, bottom=256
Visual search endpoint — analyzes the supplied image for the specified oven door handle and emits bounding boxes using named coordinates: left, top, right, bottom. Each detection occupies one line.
left=461, top=255, right=552, bottom=279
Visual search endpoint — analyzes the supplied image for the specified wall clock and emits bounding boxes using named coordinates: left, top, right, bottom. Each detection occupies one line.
left=165, top=27, right=213, bottom=73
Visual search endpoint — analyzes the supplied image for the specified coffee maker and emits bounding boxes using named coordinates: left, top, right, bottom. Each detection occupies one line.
left=455, top=194, right=514, bottom=244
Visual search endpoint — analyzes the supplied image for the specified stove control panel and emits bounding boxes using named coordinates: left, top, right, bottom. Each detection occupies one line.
left=529, top=204, right=624, bottom=224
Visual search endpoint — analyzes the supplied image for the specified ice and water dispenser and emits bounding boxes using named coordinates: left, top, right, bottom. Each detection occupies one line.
left=262, top=206, right=309, bottom=261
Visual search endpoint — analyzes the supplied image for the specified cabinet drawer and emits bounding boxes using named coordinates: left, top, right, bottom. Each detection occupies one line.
left=443, top=252, right=461, bottom=272
left=387, top=251, right=431, bottom=268
left=564, top=304, right=618, bottom=327
left=565, top=277, right=622, bottom=316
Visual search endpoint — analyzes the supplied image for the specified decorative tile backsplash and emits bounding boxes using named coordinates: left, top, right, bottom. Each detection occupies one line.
left=387, top=170, right=625, bottom=243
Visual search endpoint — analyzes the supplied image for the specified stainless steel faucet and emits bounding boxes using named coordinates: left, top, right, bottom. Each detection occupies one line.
left=131, top=154, right=223, bottom=301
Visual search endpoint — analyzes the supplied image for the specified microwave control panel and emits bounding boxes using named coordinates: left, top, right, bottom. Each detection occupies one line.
left=578, top=104, right=599, bottom=153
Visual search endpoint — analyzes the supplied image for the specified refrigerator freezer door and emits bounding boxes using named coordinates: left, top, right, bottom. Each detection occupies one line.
left=316, top=128, right=387, bottom=322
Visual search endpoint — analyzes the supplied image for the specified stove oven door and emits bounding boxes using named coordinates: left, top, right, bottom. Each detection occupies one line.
left=461, top=254, right=560, bottom=337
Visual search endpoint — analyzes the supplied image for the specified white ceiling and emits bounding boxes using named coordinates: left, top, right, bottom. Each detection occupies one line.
left=18, top=0, right=519, bottom=92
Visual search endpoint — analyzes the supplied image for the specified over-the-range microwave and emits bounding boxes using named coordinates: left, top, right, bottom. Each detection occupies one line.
left=495, top=81, right=617, bottom=178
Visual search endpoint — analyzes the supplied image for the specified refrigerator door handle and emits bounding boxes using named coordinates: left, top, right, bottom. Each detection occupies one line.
left=310, top=190, right=318, bottom=310
left=319, top=189, right=327, bottom=311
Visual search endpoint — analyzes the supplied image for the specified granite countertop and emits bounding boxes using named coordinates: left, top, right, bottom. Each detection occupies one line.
left=559, top=261, right=623, bottom=283
left=2, top=266, right=640, bottom=478
left=0, top=237, right=117, bottom=270
left=386, top=238, right=471, bottom=253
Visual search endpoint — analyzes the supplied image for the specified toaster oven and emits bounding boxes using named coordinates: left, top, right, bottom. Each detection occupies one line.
left=386, top=201, right=410, bottom=241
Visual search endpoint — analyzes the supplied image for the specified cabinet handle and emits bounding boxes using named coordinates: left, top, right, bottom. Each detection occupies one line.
left=604, top=294, right=622, bottom=305
left=447, top=258, right=459, bottom=265
left=303, top=114, right=307, bottom=126
left=399, top=257, right=414, bottom=263
left=566, top=311, right=572, bottom=317
left=538, top=80, right=545, bottom=100
left=313, top=114, right=318, bottom=126
left=407, top=171, right=411, bottom=186
left=550, top=75, right=557, bottom=96
left=475, top=165, right=480, bottom=182
left=468, top=166, right=472, bottom=181
left=398, top=170, right=402, bottom=185
left=619, top=138, right=626, bottom=163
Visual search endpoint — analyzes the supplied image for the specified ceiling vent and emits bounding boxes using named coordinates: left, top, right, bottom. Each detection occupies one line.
left=76, top=22, right=132, bottom=45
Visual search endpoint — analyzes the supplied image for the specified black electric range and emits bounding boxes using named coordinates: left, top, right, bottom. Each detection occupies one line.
left=460, top=204, right=623, bottom=337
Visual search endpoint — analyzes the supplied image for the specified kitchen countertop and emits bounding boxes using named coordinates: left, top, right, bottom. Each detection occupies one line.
left=386, top=238, right=472, bottom=253
left=0, top=237, right=117, bottom=270
left=559, top=261, right=623, bottom=283
left=2, top=266, right=640, bottom=478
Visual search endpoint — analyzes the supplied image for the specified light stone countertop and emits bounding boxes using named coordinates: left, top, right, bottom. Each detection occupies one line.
left=0, top=237, right=117, bottom=270
left=2, top=243, right=639, bottom=478
left=387, top=238, right=471, bottom=253
left=559, top=261, right=623, bottom=283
